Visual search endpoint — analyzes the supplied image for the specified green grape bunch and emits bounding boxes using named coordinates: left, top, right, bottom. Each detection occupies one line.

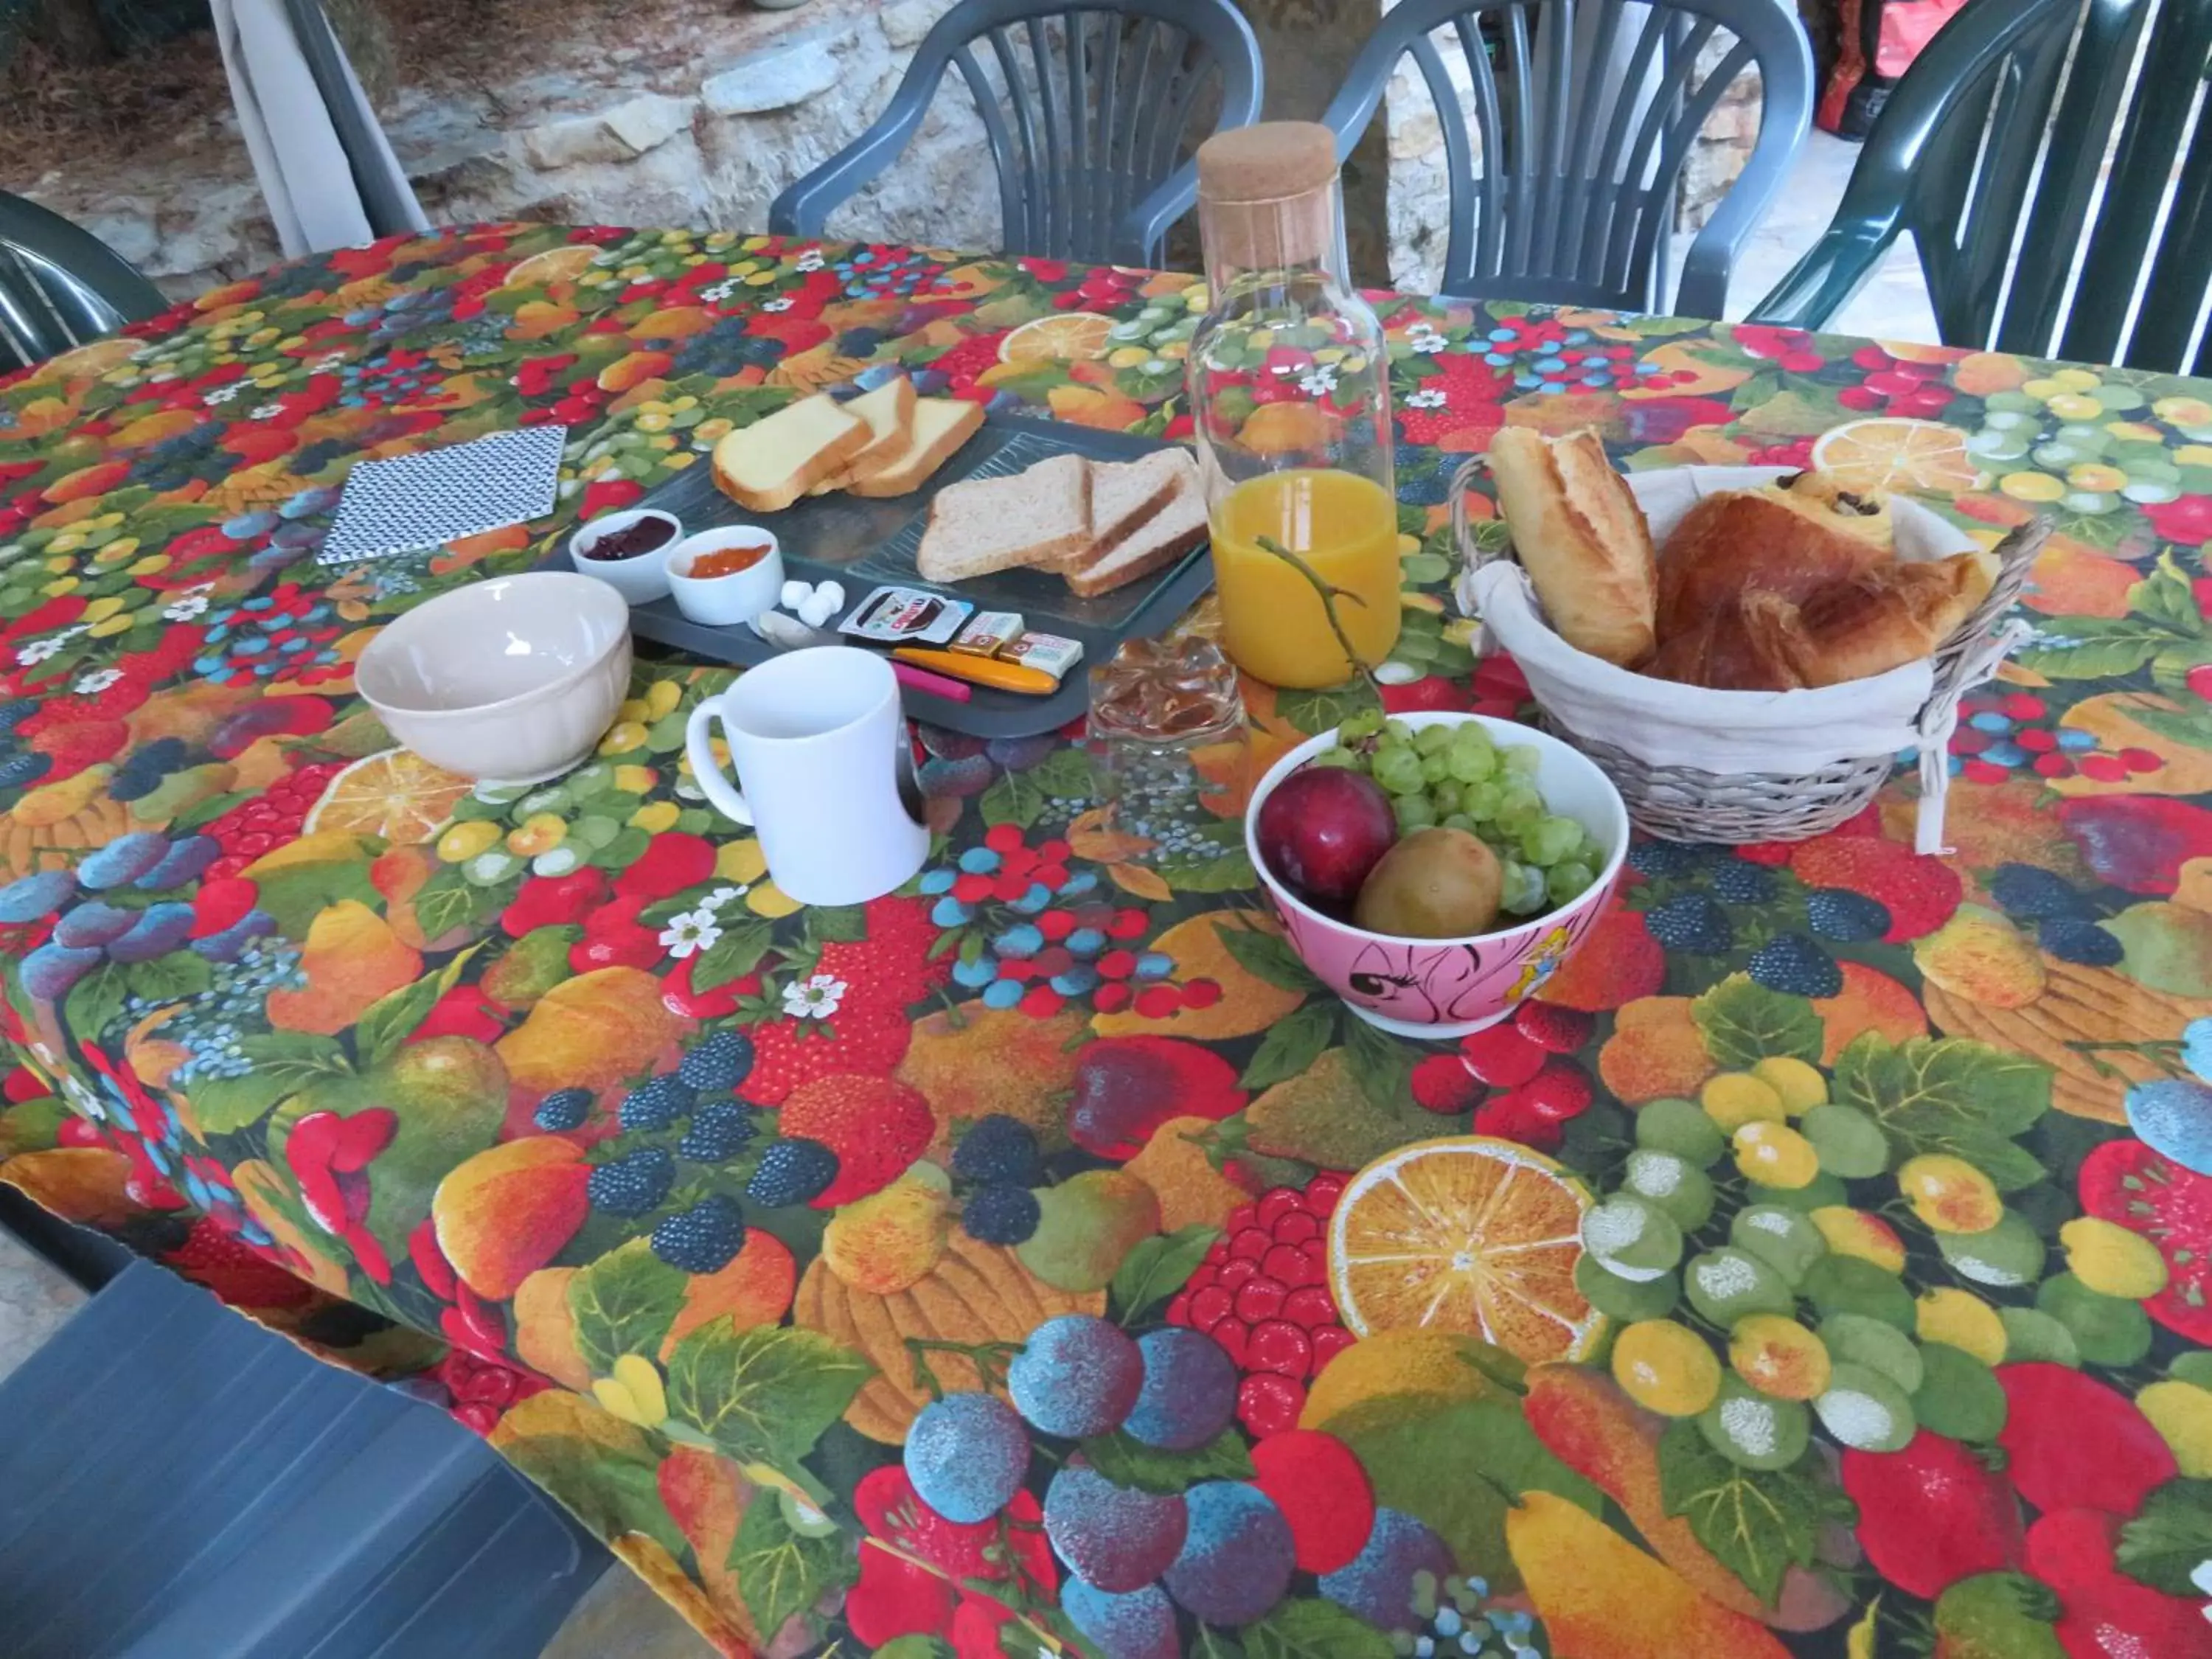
left=1318, top=712, right=1604, bottom=917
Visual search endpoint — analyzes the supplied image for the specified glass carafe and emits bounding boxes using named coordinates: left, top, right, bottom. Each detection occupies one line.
left=1188, top=122, right=1399, bottom=690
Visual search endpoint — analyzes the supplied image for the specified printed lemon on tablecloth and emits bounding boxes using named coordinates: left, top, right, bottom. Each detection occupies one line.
left=1811, top=417, right=1986, bottom=494
left=998, top=312, right=1115, bottom=363
left=303, top=748, right=472, bottom=843
left=1326, top=1135, right=1604, bottom=1363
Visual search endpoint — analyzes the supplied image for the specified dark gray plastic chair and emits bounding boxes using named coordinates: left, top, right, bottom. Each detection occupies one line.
left=0, top=1260, right=610, bottom=1658
left=768, top=0, right=1264, bottom=265
left=1750, top=0, right=2212, bottom=372
left=0, top=192, right=167, bottom=374
left=1321, top=0, right=1813, bottom=316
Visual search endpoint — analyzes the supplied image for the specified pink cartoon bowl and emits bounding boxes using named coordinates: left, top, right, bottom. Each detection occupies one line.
left=1245, top=712, right=1630, bottom=1039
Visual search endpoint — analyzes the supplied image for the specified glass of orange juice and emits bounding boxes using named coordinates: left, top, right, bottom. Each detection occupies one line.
left=1189, top=122, right=1399, bottom=690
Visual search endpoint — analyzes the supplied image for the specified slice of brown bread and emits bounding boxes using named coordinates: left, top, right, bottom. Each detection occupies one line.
left=915, top=452, right=1093, bottom=582
left=1056, top=450, right=1194, bottom=574
left=1066, top=459, right=1207, bottom=597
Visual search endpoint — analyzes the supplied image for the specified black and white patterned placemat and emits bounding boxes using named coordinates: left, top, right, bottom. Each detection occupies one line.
left=317, top=427, right=566, bottom=564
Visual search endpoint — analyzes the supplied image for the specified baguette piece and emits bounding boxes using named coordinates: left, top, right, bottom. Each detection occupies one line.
left=1067, top=458, right=1208, bottom=597
left=1062, top=451, right=1195, bottom=573
left=1488, top=426, right=1658, bottom=666
left=712, top=393, right=870, bottom=513
left=847, top=397, right=985, bottom=498
left=916, top=452, right=1093, bottom=582
left=808, top=377, right=918, bottom=495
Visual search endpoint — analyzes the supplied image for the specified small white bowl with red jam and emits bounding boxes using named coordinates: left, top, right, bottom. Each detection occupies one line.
left=568, top=508, right=683, bottom=604
left=667, top=526, right=785, bottom=627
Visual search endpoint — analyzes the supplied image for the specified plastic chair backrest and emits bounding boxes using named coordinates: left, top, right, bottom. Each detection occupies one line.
left=1320, top=0, right=1812, bottom=316
left=1824, top=0, right=2206, bottom=370
left=0, top=1261, right=607, bottom=1658
left=0, top=192, right=166, bottom=373
left=768, top=0, right=1263, bottom=265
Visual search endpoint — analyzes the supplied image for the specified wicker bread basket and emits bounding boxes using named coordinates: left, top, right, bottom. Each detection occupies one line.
left=1450, top=458, right=2051, bottom=849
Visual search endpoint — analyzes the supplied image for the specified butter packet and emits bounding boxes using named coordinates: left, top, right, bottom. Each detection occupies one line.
left=952, top=611, right=1025, bottom=658
left=1001, top=631, right=1084, bottom=681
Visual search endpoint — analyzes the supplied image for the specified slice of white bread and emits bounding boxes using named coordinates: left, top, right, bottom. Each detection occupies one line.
left=1067, top=456, right=1208, bottom=597
left=917, top=452, right=1093, bottom=582
left=810, top=377, right=919, bottom=495
left=713, top=393, right=870, bottom=513
left=848, top=397, right=986, bottom=498
left=1062, top=450, right=1198, bottom=575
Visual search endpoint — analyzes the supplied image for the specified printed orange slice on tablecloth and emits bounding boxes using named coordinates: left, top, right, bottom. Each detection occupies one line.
left=501, top=246, right=602, bottom=289
left=998, top=312, right=1116, bottom=364
left=1810, top=417, right=1986, bottom=495
left=1327, top=1135, right=1604, bottom=1363
left=304, top=748, right=473, bottom=843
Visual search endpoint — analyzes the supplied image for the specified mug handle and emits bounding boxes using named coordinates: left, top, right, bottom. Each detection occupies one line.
left=684, top=698, right=753, bottom=827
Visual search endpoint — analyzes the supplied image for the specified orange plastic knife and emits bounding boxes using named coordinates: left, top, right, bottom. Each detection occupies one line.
left=890, top=647, right=1060, bottom=696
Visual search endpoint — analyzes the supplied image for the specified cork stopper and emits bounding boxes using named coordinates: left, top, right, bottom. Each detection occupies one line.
left=1197, top=122, right=1340, bottom=274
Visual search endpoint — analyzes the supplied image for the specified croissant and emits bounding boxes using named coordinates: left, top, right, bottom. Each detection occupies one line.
left=1750, top=551, right=1998, bottom=688
left=1655, top=472, right=1895, bottom=640
left=1489, top=426, right=1658, bottom=666
left=1645, top=550, right=1995, bottom=692
left=1643, top=592, right=1805, bottom=691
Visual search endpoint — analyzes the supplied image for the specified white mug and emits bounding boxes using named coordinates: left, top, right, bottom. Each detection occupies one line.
left=684, top=647, right=928, bottom=906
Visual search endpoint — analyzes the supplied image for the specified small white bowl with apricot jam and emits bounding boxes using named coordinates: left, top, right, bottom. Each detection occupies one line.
left=667, top=526, right=785, bottom=627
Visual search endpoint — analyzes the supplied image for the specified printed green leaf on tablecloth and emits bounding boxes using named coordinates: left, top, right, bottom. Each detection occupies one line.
left=664, top=1320, right=872, bottom=1471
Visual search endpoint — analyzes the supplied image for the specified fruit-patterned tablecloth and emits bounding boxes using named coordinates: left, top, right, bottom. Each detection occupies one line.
left=6, top=224, right=2212, bottom=1658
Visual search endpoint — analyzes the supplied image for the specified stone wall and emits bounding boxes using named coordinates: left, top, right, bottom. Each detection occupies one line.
left=19, top=0, right=1003, bottom=299
left=12, top=0, right=1774, bottom=305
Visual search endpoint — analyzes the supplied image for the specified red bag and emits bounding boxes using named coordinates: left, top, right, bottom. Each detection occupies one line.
left=1818, top=0, right=1972, bottom=136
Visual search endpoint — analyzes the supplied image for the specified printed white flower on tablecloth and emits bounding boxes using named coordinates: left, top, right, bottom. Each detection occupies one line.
left=699, top=885, right=748, bottom=912
left=1299, top=368, right=1340, bottom=397
left=164, top=584, right=216, bottom=622
left=700, top=280, right=740, bottom=304
left=658, top=909, right=722, bottom=959
left=72, top=668, right=123, bottom=696
left=1407, top=330, right=1449, bottom=355
left=762, top=297, right=794, bottom=313
left=16, top=626, right=85, bottom=666
left=1405, top=389, right=1448, bottom=409
left=782, top=974, right=846, bottom=1019
left=62, top=1074, right=102, bottom=1119
left=204, top=383, right=245, bottom=405
left=795, top=250, right=826, bottom=272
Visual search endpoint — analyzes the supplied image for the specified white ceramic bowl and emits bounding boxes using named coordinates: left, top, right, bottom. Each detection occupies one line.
left=1245, top=712, right=1630, bottom=1037
left=356, top=572, right=633, bottom=784
left=667, top=526, right=785, bottom=627
left=568, top=507, right=683, bottom=605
